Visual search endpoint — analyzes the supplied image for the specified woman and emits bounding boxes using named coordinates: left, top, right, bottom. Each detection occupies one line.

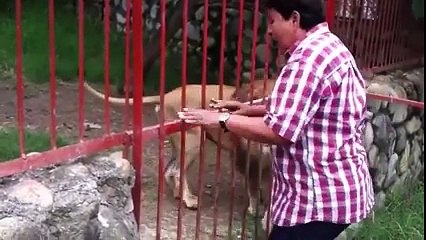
left=178, top=0, right=375, bottom=239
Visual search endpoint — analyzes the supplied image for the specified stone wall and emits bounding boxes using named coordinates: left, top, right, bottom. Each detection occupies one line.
left=336, top=67, right=424, bottom=240
left=0, top=151, right=139, bottom=240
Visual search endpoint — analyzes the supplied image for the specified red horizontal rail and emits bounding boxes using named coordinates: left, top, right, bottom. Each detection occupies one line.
left=367, top=92, right=424, bottom=109
left=0, top=120, right=196, bottom=178
left=0, top=132, right=130, bottom=177
left=1, top=91, right=422, bottom=178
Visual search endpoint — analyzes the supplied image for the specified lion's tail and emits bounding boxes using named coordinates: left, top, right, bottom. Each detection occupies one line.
left=83, top=82, right=160, bottom=105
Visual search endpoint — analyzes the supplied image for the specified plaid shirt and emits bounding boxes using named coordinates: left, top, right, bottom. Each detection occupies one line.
left=264, top=22, right=375, bottom=227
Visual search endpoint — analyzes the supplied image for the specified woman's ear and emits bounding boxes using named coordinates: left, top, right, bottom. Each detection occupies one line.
left=291, top=11, right=301, bottom=25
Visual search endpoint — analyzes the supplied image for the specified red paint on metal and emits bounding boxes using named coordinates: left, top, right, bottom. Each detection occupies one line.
left=242, top=0, right=261, bottom=238
left=3, top=85, right=423, bottom=178
left=263, top=31, right=272, bottom=239
left=383, top=0, right=395, bottom=67
left=0, top=133, right=130, bottom=178
left=235, top=0, right=245, bottom=89
left=368, top=93, right=424, bottom=109
left=227, top=0, right=245, bottom=235
left=122, top=0, right=132, bottom=160
left=393, top=0, right=403, bottom=64
left=156, top=0, right=167, bottom=236
left=78, top=0, right=85, bottom=143
left=48, top=0, right=57, bottom=149
left=177, top=0, right=189, bottom=236
left=388, top=0, right=399, bottom=67
left=15, top=0, right=25, bottom=157
left=212, top=0, right=228, bottom=237
left=326, top=0, right=337, bottom=29
left=195, top=0, right=210, bottom=236
left=5, top=1, right=425, bottom=237
left=368, top=59, right=423, bottom=73
left=343, top=0, right=351, bottom=48
left=374, top=0, right=390, bottom=67
left=131, top=0, right=144, bottom=229
left=366, top=1, right=379, bottom=68
left=103, top=0, right=111, bottom=135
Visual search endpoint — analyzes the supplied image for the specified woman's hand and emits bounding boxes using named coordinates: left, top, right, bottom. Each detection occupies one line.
left=209, top=98, right=249, bottom=115
left=177, top=108, right=222, bottom=128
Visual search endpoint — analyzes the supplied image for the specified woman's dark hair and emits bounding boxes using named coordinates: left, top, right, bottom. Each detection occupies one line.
left=265, top=0, right=326, bottom=30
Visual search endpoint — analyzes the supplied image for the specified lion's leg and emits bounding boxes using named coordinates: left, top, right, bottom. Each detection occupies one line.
left=243, top=155, right=262, bottom=216
left=164, top=138, right=179, bottom=194
left=247, top=172, right=261, bottom=216
left=167, top=130, right=201, bottom=209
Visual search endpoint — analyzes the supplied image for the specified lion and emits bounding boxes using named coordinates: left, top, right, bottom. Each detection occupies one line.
left=83, top=78, right=276, bottom=214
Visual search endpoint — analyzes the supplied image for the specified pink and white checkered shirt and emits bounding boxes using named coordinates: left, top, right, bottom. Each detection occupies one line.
left=264, top=22, right=375, bottom=227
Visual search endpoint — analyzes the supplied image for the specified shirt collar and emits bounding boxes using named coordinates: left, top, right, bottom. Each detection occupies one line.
left=285, top=22, right=330, bottom=57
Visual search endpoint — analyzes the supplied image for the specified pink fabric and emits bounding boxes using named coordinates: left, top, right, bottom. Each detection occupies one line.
left=264, top=22, right=375, bottom=227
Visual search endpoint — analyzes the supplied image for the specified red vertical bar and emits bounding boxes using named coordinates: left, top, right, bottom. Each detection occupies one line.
left=132, top=0, right=144, bottom=229
left=48, top=0, right=57, bottom=149
left=103, top=0, right=111, bottom=135
left=382, top=0, right=395, bottom=67
left=242, top=0, right=260, bottom=238
left=263, top=32, right=271, bottom=97
left=344, top=0, right=352, bottom=49
left=177, top=0, right=189, bottom=237
left=349, top=2, right=361, bottom=56
left=394, top=0, right=403, bottom=64
left=212, top=0, right=227, bottom=238
left=391, top=0, right=402, bottom=65
left=263, top=32, right=271, bottom=240
left=155, top=0, right=167, bottom=237
left=381, top=0, right=392, bottom=66
left=78, top=0, right=85, bottom=143
left=15, top=0, right=25, bottom=157
left=387, top=0, right=398, bottom=66
left=333, top=0, right=343, bottom=35
left=372, top=0, right=387, bottom=67
left=326, top=0, right=337, bottom=29
left=365, top=0, right=380, bottom=69
left=357, top=0, right=369, bottom=69
left=122, top=0, right=132, bottom=159
left=227, top=1, right=245, bottom=234
left=195, top=0, right=209, bottom=237
left=234, top=0, right=245, bottom=89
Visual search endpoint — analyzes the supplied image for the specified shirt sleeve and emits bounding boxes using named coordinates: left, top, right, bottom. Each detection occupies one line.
left=264, top=60, right=324, bottom=143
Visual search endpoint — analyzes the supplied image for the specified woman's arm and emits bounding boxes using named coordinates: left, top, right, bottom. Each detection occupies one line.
left=225, top=115, right=290, bottom=146
left=235, top=104, right=267, bottom=117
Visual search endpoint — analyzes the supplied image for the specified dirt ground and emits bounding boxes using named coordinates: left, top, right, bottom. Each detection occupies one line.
left=0, top=77, right=266, bottom=239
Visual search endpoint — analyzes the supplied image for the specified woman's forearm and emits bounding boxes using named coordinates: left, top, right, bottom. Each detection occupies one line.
left=225, top=115, right=290, bottom=145
left=240, top=104, right=267, bottom=117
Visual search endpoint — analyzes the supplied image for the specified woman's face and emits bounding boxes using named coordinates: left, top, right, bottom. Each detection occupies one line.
left=266, top=9, right=300, bottom=51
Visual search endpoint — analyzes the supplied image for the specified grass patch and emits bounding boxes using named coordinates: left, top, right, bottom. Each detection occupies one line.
left=230, top=183, right=424, bottom=240
left=0, top=127, right=68, bottom=162
left=0, top=0, right=125, bottom=84
left=0, top=0, right=218, bottom=94
left=231, top=214, right=267, bottom=240
left=356, top=182, right=424, bottom=240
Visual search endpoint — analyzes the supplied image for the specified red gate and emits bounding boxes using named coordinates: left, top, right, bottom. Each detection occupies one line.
left=0, top=0, right=424, bottom=239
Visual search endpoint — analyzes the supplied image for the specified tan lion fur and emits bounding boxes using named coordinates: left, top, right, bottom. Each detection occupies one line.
left=84, top=78, right=276, bottom=214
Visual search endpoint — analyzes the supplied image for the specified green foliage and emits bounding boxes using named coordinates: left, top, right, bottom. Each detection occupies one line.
left=0, top=127, right=69, bottom=162
left=0, top=0, right=124, bottom=84
left=356, top=182, right=424, bottom=240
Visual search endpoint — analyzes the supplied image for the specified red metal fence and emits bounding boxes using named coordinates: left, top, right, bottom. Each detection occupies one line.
left=0, top=0, right=424, bottom=239
left=331, top=0, right=424, bottom=72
